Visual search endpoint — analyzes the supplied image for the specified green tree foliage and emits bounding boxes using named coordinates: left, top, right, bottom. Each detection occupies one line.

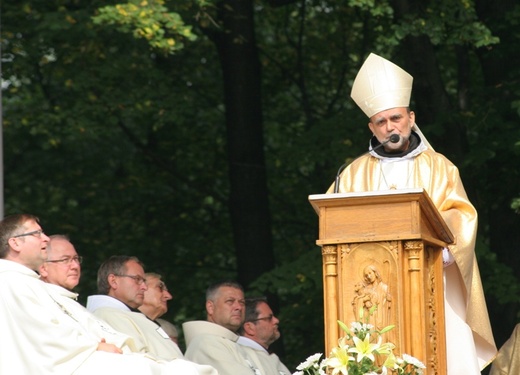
left=92, top=0, right=198, bottom=54
left=2, top=0, right=232, bottom=325
left=2, top=0, right=520, bottom=370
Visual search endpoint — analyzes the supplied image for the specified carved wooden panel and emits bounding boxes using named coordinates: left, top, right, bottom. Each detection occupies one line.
left=321, top=239, right=446, bottom=375
left=312, top=191, right=450, bottom=375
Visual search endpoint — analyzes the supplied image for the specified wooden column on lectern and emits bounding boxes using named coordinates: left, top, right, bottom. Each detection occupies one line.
left=309, top=189, right=453, bottom=375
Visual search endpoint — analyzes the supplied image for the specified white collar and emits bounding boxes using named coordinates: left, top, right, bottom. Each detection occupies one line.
left=85, top=294, right=130, bottom=313
left=237, top=336, right=268, bottom=353
left=370, top=138, right=427, bottom=162
left=182, top=320, right=239, bottom=347
left=45, top=282, right=79, bottom=300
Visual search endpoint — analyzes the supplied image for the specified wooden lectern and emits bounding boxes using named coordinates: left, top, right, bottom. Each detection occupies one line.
left=309, top=188, right=453, bottom=375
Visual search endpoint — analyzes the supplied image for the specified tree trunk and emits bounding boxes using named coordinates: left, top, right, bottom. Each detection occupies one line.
left=213, top=0, right=275, bottom=288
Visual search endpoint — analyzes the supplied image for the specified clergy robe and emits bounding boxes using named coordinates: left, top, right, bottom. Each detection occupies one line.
left=45, top=283, right=139, bottom=353
left=489, top=324, right=520, bottom=375
left=0, top=259, right=216, bottom=375
left=183, top=320, right=261, bottom=375
left=237, top=336, right=291, bottom=375
left=329, top=129, right=497, bottom=373
left=86, top=294, right=184, bottom=361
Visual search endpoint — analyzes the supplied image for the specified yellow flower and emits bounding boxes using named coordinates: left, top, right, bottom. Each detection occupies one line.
left=382, top=352, right=398, bottom=369
left=325, top=340, right=354, bottom=375
left=375, top=341, right=395, bottom=356
left=296, top=317, right=423, bottom=375
left=348, top=333, right=381, bottom=362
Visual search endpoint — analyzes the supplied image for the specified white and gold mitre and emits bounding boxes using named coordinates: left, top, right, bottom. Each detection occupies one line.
left=351, top=53, right=413, bottom=118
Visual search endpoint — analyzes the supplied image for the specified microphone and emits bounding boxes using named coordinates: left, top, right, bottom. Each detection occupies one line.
left=333, top=134, right=400, bottom=193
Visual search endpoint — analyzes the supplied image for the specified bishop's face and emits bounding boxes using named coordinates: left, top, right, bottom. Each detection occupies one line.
left=368, top=107, right=415, bottom=152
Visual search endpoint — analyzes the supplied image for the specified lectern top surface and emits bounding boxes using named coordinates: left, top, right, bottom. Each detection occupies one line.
left=308, top=187, right=425, bottom=201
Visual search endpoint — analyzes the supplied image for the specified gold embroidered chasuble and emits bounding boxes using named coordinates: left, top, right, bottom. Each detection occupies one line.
left=328, top=145, right=497, bottom=369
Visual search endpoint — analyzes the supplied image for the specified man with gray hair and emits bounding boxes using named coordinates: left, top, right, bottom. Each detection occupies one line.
left=39, top=234, right=82, bottom=291
left=139, top=272, right=173, bottom=321
left=183, top=281, right=262, bottom=375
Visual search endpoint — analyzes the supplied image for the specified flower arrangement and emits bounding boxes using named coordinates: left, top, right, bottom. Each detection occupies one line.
left=293, top=309, right=426, bottom=375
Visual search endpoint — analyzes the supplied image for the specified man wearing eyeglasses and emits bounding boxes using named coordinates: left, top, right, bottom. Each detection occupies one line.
left=39, top=234, right=82, bottom=291
left=138, top=272, right=173, bottom=322
left=237, top=298, right=290, bottom=375
left=87, top=256, right=186, bottom=362
left=0, top=214, right=217, bottom=375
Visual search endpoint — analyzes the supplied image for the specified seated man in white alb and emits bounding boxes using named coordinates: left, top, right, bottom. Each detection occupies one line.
left=0, top=214, right=216, bottom=375
left=86, top=255, right=185, bottom=362
left=237, top=297, right=291, bottom=375
left=39, top=234, right=139, bottom=353
left=183, top=281, right=262, bottom=375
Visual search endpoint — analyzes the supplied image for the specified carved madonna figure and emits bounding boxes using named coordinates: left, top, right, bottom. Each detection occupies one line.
left=352, top=264, right=392, bottom=331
